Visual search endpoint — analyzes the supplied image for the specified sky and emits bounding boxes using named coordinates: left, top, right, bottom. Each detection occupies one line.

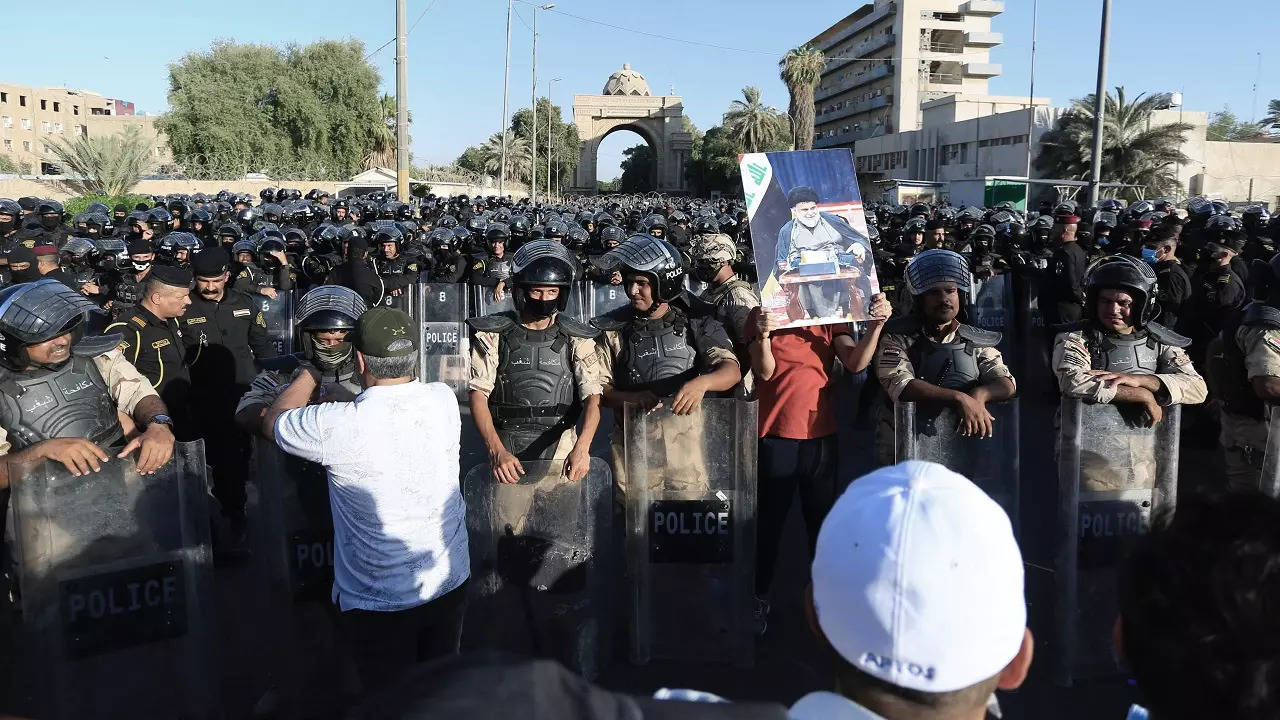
left=4, top=0, right=1277, bottom=182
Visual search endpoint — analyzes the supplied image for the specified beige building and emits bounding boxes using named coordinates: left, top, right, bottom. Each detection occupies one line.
left=807, top=0, right=1005, bottom=149
left=0, top=82, right=171, bottom=174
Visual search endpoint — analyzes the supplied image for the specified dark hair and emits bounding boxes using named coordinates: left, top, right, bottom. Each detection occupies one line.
left=1119, top=490, right=1280, bottom=720
left=1146, top=224, right=1179, bottom=244
left=834, top=662, right=1000, bottom=715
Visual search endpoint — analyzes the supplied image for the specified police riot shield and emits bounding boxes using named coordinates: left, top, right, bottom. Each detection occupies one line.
left=419, top=282, right=469, bottom=399
left=1054, top=398, right=1181, bottom=686
left=586, top=280, right=631, bottom=318
left=1258, top=404, right=1280, bottom=497
left=373, top=276, right=419, bottom=319
left=256, top=290, right=296, bottom=357
left=9, top=441, right=213, bottom=719
left=460, top=458, right=612, bottom=680
left=893, top=399, right=1020, bottom=529
left=624, top=398, right=758, bottom=667
left=472, top=283, right=585, bottom=322
left=971, top=272, right=1013, bottom=357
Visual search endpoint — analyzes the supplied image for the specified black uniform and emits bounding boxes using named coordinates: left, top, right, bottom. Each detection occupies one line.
left=325, top=257, right=383, bottom=307
left=1049, top=240, right=1089, bottom=325
left=1181, top=263, right=1246, bottom=351
left=427, top=248, right=467, bottom=283
left=106, top=304, right=192, bottom=437
left=1152, top=259, right=1192, bottom=330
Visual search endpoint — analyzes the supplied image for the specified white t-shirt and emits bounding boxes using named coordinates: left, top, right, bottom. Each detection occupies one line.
left=274, top=381, right=469, bottom=612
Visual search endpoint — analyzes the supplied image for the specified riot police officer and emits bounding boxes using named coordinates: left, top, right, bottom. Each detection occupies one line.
left=104, top=264, right=195, bottom=438
left=691, top=233, right=759, bottom=357
left=0, top=279, right=175, bottom=488
left=1051, top=255, right=1206, bottom=427
left=593, top=234, right=741, bottom=499
left=468, top=224, right=513, bottom=304
left=873, top=249, right=1017, bottom=466
left=371, top=225, right=420, bottom=304
left=181, top=248, right=275, bottom=539
left=1141, top=225, right=1192, bottom=331
left=1048, top=212, right=1088, bottom=325
left=466, top=241, right=602, bottom=482
left=426, top=227, right=467, bottom=283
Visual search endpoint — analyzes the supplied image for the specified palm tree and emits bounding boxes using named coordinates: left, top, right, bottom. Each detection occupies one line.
left=47, top=125, right=155, bottom=196
left=1034, top=87, right=1191, bottom=199
left=478, top=133, right=532, bottom=184
left=723, top=86, right=786, bottom=154
left=365, top=93, right=412, bottom=170
left=779, top=45, right=826, bottom=150
left=1260, top=99, right=1280, bottom=132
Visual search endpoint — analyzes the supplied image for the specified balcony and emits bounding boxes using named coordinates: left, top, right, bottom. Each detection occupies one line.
left=927, top=72, right=963, bottom=85
left=818, top=95, right=892, bottom=124
left=826, top=33, right=898, bottom=73
left=963, top=62, right=1001, bottom=78
left=815, top=2, right=896, bottom=52
left=815, top=64, right=893, bottom=102
left=964, top=31, right=1003, bottom=47
left=814, top=133, right=852, bottom=149
left=962, top=0, right=1004, bottom=17
left=925, top=40, right=964, bottom=54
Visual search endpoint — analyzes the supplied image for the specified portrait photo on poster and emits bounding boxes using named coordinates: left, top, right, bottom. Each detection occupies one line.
left=739, top=149, right=879, bottom=329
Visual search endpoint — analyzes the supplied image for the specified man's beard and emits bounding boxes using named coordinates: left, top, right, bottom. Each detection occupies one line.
left=798, top=213, right=821, bottom=229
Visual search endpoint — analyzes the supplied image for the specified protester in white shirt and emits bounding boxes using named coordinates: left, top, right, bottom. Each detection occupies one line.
left=791, top=461, right=1033, bottom=720
left=264, top=306, right=469, bottom=692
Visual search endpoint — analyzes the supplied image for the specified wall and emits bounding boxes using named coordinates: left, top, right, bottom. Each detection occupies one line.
left=1199, top=140, right=1280, bottom=205
left=0, top=176, right=530, bottom=202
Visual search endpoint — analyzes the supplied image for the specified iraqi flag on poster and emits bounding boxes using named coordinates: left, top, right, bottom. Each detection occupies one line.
left=739, top=149, right=879, bottom=330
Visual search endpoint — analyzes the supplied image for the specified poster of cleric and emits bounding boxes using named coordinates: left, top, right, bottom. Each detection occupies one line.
left=739, top=149, right=878, bottom=329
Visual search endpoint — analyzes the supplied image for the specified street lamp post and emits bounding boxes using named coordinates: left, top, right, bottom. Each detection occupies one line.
left=548, top=77, right=561, bottom=200
left=531, top=3, right=555, bottom=204
left=500, top=0, right=513, bottom=197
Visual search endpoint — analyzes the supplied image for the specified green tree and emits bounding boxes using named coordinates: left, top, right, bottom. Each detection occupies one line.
left=1034, top=87, right=1191, bottom=198
left=158, top=39, right=385, bottom=180
left=455, top=146, right=488, bottom=175
left=1261, top=99, right=1280, bottom=132
left=46, top=125, right=155, bottom=196
left=0, top=154, right=28, bottom=174
left=455, top=98, right=582, bottom=193
left=64, top=193, right=151, bottom=218
left=618, top=144, right=654, bottom=192
left=686, top=125, right=748, bottom=197
left=722, top=86, right=787, bottom=154
left=367, top=93, right=413, bottom=170
left=779, top=45, right=825, bottom=150
left=1207, top=107, right=1264, bottom=141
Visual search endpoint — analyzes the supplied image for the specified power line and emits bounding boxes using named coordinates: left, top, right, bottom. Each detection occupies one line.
left=513, top=0, right=777, bottom=55
left=366, top=0, right=443, bottom=59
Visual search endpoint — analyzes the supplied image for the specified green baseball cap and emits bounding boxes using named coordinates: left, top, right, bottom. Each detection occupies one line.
left=354, top=307, right=417, bottom=358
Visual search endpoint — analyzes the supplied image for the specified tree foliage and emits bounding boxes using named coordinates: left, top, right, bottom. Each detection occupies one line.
left=1261, top=99, right=1280, bottom=132
left=63, top=194, right=151, bottom=218
left=686, top=92, right=789, bottom=197
left=1034, top=86, right=1191, bottom=199
left=618, top=144, right=654, bottom=192
left=779, top=45, right=825, bottom=151
left=0, top=154, right=29, bottom=174
left=157, top=39, right=387, bottom=180
left=722, top=86, right=789, bottom=154
left=1207, top=107, right=1265, bottom=142
left=47, top=125, right=155, bottom=196
left=455, top=97, right=580, bottom=193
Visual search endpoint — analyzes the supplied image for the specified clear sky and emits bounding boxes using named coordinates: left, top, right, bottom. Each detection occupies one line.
left=3, top=0, right=1276, bottom=182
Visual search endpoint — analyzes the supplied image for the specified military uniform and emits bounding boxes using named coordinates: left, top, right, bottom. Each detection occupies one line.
left=872, top=316, right=1015, bottom=466
left=106, top=305, right=192, bottom=437
left=467, top=312, right=604, bottom=461
left=595, top=296, right=739, bottom=499
left=1214, top=303, right=1280, bottom=488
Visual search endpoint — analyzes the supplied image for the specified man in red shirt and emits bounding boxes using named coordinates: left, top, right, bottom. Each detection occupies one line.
left=746, top=294, right=891, bottom=621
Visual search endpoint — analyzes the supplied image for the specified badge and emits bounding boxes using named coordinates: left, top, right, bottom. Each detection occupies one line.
left=186, top=316, right=206, bottom=325
left=151, top=338, right=170, bottom=350
left=232, top=308, right=250, bottom=317
left=131, top=316, right=146, bottom=328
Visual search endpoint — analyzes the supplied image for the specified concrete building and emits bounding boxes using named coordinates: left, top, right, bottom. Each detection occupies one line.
left=806, top=0, right=1005, bottom=150
left=0, top=83, right=170, bottom=174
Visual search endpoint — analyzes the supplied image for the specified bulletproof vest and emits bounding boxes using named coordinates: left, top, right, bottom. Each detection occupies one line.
left=484, top=256, right=512, bottom=281
left=1213, top=302, right=1280, bottom=419
left=904, top=324, right=995, bottom=391
left=617, top=308, right=699, bottom=398
left=114, top=273, right=141, bottom=305
left=240, top=262, right=271, bottom=288
left=702, top=277, right=753, bottom=310
left=0, top=356, right=124, bottom=451
left=315, top=356, right=363, bottom=402
left=1077, top=321, right=1190, bottom=375
left=378, top=255, right=410, bottom=276
left=491, top=317, right=581, bottom=460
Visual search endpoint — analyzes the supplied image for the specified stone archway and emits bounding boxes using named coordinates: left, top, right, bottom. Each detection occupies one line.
left=572, top=64, right=693, bottom=194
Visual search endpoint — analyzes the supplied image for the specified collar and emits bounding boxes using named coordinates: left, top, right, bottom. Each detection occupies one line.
left=789, top=692, right=885, bottom=720
left=137, top=303, right=172, bottom=328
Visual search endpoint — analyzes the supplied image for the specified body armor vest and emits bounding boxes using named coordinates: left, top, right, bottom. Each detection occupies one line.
left=483, top=256, right=511, bottom=281
left=1083, top=328, right=1162, bottom=375
left=1212, top=302, right=1280, bottom=420
left=702, top=277, right=753, bottom=309
left=617, top=308, right=699, bottom=398
left=0, top=357, right=124, bottom=451
left=907, top=334, right=983, bottom=390
left=113, top=273, right=141, bottom=305
left=491, top=319, right=580, bottom=460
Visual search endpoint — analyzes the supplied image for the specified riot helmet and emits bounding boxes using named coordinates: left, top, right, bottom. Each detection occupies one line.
left=1084, top=254, right=1159, bottom=327
left=511, top=240, right=578, bottom=317
left=0, top=278, right=119, bottom=370
left=599, top=233, right=686, bottom=305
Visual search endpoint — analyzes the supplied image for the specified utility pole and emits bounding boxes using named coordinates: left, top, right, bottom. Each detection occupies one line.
left=499, top=0, right=513, bottom=197
left=1024, top=0, right=1038, bottom=182
left=1087, top=0, right=1111, bottom=206
left=395, top=0, right=409, bottom=201
left=531, top=3, right=554, bottom=203
left=549, top=77, right=561, bottom=200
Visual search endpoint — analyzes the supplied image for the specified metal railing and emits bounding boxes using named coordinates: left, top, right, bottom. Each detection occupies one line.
left=926, top=41, right=964, bottom=53
left=927, top=72, right=962, bottom=85
left=816, top=64, right=893, bottom=102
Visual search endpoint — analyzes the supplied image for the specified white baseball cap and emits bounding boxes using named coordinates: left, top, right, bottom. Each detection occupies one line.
left=811, top=461, right=1026, bottom=693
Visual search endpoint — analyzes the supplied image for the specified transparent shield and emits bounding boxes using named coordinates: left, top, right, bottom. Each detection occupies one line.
left=9, top=441, right=213, bottom=719
left=971, top=272, right=1013, bottom=357
left=1260, top=404, right=1280, bottom=497
left=418, top=282, right=469, bottom=400
left=1054, top=399, right=1181, bottom=686
left=372, top=279, right=419, bottom=319
left=624, top=398, right=758, bottom=667
left=472, top=284, right=515, bottom=316
left=893, top=399, right=1020, bottom=529
left=256, top=291, right=296, bottom=358
left=460, top=458, right=612, bottom=680
left=586, top=280, right=631, bottom=318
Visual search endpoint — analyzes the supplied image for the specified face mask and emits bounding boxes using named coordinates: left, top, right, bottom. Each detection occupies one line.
left=132, top=261, right=151, bottom=272
left=1141, top=247, right=1159, bottom=264
left=693, top=261, right=721, bottom=283
left=521, top=295, right=558, bottom=320
left=311, top=336, right=352, bottom=370
left=40, top=215, right=61, bottom=231
left=797, top=213, right=821, bottom=229
left=0, top=218, right=14, bottom=235
left=11, top=267, right=39, bottom=283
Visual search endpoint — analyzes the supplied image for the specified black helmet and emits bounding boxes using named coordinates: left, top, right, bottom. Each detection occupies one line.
left=1084, top=255, right=1159, bottom=326
left=599, top=234, right=686, bottom=303
left=0, top=278, right=118, bottom=370
left=259, top=187, right=277, bottom=202
left=435, top=214, right=459, bottom=229
left=543, top=219, right=568, bottom=241
left=295, top=285, right=367, bottom=332
left=640, top=214, right=668, bottom=238
left=485, top=223, right=511, bottom=244
left=599, top=224, right=626, bottom=248
left=511, top=241, right=578, bottom=313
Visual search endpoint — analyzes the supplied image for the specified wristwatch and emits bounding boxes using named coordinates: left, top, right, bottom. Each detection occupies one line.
left=147, top=414, right=174, bottom=430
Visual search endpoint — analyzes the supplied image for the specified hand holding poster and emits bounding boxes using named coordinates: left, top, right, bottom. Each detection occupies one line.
left=739, top=149, right=880, bottom=329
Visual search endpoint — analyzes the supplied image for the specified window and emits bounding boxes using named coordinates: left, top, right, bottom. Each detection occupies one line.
left=2, top=139, right=10, bottom=151
left=0, top=115, right=9, bottom=128
left=20, top=118, right=31, bottom=130
left=41, top=143, right=50, bottom=154
left=90, top=107, right=107, bottom=116
left=22, top=141, right=30, bottom=152
left=75, top=124, right=85, bottom=136
left=0, top=92, right=6, bottom=102
left=39, top=99, right=46, bottom=110
left=19, top=95, right=26, bottom=107
left=53, top=122, right=62, bottom=133
left=52, top=101, right=59, bottom=112
left=40, top=121, right=50, bottom=133
left=72, top=105, right=79, bottom=116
